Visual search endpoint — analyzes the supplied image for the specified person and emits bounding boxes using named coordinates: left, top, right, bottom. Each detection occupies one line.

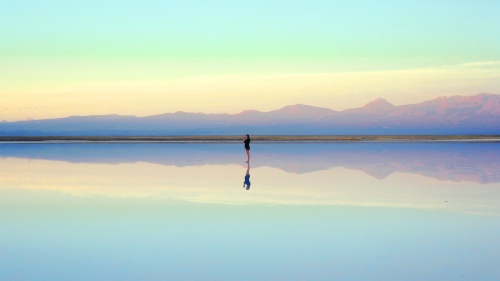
left=243, top=162, right=251, bottom=190
left=242, top=134, right=250, bottom=163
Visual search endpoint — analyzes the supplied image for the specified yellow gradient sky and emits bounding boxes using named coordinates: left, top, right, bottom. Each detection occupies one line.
left=1, top=1, right=500, bottom=121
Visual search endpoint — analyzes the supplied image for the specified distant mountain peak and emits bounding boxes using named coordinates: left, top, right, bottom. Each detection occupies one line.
left=288, top=103, right=313, bottom=108
left=269, top=104, right=337, bottom=119
left=350, top=98, right=396, bottom=114
left=364, top=98, right=394, bottom=107
left=273, top=104, right=335, bottom=113
left=236, top=109, right=263, bottom=116
left=276, top=104, right=317, bottom=110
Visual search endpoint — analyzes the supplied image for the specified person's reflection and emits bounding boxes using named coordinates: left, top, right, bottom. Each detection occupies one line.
left=243, top=163, right=251, bottom=190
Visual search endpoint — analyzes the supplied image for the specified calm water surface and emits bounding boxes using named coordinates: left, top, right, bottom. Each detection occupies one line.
left=0, top=142, right=499, bottom=281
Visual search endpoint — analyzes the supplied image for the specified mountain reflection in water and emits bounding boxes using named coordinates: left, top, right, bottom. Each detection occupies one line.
left=1, top=142, right=499, bottom=183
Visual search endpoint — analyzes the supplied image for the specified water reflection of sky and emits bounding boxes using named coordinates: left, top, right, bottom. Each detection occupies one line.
left=0, top=143, right=499, bottom=280
left=1, top=142, right=499, bottom=214
left=1, top=142, right=499, bottom=182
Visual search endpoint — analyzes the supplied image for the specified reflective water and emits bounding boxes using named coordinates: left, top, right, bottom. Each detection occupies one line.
left=1, top=142, right=499, bottom=280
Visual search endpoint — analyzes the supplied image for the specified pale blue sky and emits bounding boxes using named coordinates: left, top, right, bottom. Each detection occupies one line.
left=2, top=0, right=499, bottom=63
left=1, top=0, right=500, bottom=120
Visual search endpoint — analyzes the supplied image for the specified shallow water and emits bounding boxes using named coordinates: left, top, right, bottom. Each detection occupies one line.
left=1, top=142, right=499, bottom=280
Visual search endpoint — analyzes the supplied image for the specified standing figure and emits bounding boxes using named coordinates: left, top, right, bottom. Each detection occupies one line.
left=243, top=134, right=250, bottom=163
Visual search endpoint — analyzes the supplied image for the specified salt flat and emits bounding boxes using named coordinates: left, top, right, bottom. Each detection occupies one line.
left=1, top=142, right=499, bottom=280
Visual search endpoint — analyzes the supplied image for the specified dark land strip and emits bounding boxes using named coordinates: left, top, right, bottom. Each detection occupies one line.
left=1, top=135, right=500, bottom=142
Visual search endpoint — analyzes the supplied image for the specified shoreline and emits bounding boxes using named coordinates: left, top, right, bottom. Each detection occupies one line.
left=1, top=135, right=500, bottom=143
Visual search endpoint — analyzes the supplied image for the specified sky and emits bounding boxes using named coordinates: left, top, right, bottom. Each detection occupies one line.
left=1, top=0, right=500, bottom=121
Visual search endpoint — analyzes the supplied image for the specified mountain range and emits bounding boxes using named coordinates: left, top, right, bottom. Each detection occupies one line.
left=1, top=93, right=499, bottom=135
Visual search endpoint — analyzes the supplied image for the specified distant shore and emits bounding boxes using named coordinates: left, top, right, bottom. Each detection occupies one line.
left=1, top=135, right=499, bottom=143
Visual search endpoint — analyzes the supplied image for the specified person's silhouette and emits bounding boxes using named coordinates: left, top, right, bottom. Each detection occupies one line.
left=243, top=163, right=251, bottom=190
left=243, top=134, right=250, bottom=163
